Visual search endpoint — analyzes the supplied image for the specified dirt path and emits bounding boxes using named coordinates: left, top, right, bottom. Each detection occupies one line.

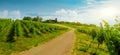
left=19, top=29, right=75, bottom=55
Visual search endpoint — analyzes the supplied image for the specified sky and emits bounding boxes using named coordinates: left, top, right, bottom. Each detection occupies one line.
left=0, top=0, right=120, bottom=25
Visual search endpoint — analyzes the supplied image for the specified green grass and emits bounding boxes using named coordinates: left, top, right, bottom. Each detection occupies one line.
left=59, top=23, right=110, bottom=55
left=72, top=30, right=110, bottom=55
left=0, top=19, right=69, bottom=55
left=0, top=28, right=69, bottom=55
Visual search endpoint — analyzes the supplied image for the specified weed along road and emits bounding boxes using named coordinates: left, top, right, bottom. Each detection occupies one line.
left=19, top=29, right=75, bottom=55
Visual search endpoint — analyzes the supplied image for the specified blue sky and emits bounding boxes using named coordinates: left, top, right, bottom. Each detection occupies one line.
left=0, top=0, right=85, bottom=16
left=0, top=0, right=120, bottom=25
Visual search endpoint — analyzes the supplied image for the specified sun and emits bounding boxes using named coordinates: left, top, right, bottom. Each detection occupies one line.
left=100, top=7, right=118, bottom=17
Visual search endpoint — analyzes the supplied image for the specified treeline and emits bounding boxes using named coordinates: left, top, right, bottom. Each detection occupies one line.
left=22, top=16, right=58, bottom=23
left=23, top=16, right=43, bottom=22
left=22, top=16, right=96, bottom=27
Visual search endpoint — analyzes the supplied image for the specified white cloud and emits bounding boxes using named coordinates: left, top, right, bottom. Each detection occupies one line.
left=0, top=10, right=21, bottom=20
left=55, top=9, right=68, bottom=16
left=10, top=10, right=21, bottom=19
left=52, top=0, right=120, bottom=25
left=54, top=8, right=102, bottom=24
left=54, top=9, right=81, bottom=22
left=55, top=9, right=79, bottom=18
left=0, top=10, right=8, bottom=18
left=3, top=10, right=8, bottom=17
left=56, top=9, right=78, bottom=16
left=85, top=0, right=97, bottom=5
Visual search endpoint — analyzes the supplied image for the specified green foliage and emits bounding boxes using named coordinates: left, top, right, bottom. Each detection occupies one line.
left=0, top=19, right=12, bottom=32
left=91, top=29, right=97, bottom=40
left=97, top=23, right=105, bottom=44
left=32, top=16, right=42, bottom=22
left=6, top=23, right=15, bottom=42
left=59, top=21, right=96, bottom=27
left=43, top=18, right=58, bottom=23
left=76, top=19, right=120, bottom=55
left=23, top=16, right=32, bottom=20
left=55, top=18, right=57, bottom=23
left=23, top=16, right=42, bottom=22
left=0, top=19, right=68, bottom=55
left=102, top=20, right=120, bottom=55
left=73, top=31, right=109, bottom=55
left=15, top=20, right=24, bottom=36
left=0, top=19, right=13, bottom=42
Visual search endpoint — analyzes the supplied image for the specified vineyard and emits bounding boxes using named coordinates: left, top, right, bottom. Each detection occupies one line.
left=71, top=20, right=120, bottom=55
left=0, top=19, right=68, bottom=55
left=0, top=18, right=120, bottom=55
left=58, top=21, right=120, bottom=55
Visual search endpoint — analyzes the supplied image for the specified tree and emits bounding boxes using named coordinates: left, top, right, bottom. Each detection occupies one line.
left=23, top=16, right=32, bottom=20
left=55, top=18, right=57, bottom=23
left=32, top=16, right=42, bottom=22
left=39, top=17, right=43, bottom=22
left=32, top=16, right=39, bottom=21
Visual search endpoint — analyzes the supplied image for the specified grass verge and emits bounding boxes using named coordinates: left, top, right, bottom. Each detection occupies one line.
left=72, top=30, right=110, bottom=55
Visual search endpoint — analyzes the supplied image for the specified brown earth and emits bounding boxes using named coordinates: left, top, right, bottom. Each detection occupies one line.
left=18, top=29, right=75, bottom=55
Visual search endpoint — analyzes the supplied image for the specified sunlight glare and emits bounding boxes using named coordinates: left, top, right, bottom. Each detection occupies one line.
left=100, top=7, right=119, bottom=17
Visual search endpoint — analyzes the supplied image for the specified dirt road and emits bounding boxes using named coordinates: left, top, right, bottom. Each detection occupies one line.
left=19, top=29, right=75, bottom=55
